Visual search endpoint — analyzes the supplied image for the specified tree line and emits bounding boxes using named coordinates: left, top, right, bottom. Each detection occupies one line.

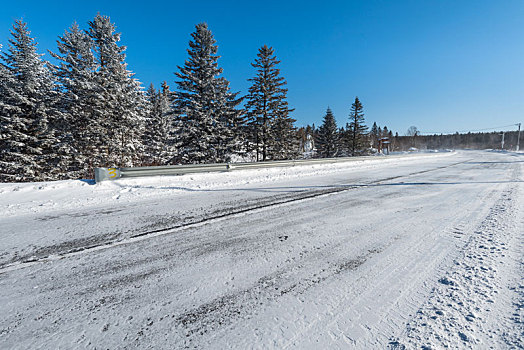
left=395, top=130, right=521, bottom=151
left=0, top=15, right=373, bottom=182
left=3, top=15, right=511, bottom=183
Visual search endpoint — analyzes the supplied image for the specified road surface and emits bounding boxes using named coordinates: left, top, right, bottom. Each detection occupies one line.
left=1, top=150, right=522, bottom=349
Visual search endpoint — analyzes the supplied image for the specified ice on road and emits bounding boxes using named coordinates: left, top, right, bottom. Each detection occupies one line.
left=0, top=150, right=522, bottom=349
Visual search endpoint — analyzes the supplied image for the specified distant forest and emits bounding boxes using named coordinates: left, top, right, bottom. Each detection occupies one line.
left=394, top=131, right=521, bottom=151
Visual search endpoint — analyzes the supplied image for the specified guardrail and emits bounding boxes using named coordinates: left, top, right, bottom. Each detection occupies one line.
left=94, top=153, right=441, bottom=183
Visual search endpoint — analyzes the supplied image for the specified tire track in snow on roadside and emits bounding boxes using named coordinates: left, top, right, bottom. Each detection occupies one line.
left=192, top=164, right=505, bottom=349
left=392, top=164, right=523, bottom=349
left=272, top=178, right=503, bottom=349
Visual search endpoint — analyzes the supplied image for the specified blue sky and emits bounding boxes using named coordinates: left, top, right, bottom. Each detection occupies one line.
left=1, top=0, right=523, bottom=135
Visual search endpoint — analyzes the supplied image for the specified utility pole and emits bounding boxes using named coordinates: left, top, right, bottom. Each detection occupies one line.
left=500, top=132, right=505, bottom=150
left=517, top=123, right=521, bottom=151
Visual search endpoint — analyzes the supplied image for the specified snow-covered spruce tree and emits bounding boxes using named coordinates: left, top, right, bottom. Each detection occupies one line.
left=337, top=126, right=347, bottom=156
left=87, top=14, right=145, bottom=167
left=142, top=83, right=159, bottom=164
left=245, top=45, right=295, bottom=161
left=345, top=96, right=368, bottom=156
left=142, top=81, right=175, bottom=165
left=49, top=22, right=99, bottom=178
left=370, top=122, right=379, bottom=149
left=271, top=99, right=298, bottom=160
left=0, top=46, right=21, bottom=181
left=316, top=107, right=339, bottom=158
left=0, top=20, right=62, bottom=182
left=173, top=23, right=243, bottom=164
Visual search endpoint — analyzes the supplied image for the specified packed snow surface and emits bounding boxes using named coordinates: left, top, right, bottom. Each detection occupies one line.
left=0, top=150, right=522, bottom=349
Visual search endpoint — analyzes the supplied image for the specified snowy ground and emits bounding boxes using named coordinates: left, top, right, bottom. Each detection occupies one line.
left=0, top=150, right=522, bottom=349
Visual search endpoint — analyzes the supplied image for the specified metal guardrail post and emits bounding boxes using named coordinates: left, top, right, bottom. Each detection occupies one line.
left=94, top=167, right=121, bottom=183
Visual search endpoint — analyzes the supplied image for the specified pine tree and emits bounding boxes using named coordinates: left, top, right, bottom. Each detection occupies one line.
left=382, top=126, right=389, bottom=138
left=370, top=122, right=379, bottom=149
left=246, top=45, right=295, bottom=161
left=50, top=21, right=98, bottom=178
left=173, top=23, right=243, bottom=164
left=0, top=44, right=20, bottom=143
left=87, top=14, right=145, bottom=167
left=0, top=45, right=22, bottom=180
left=142, top=81, right=175, bottom=165
left=316, top=107, right=339, bottom=158
left=0, top=20, right=61, bottom=182
left=271, top=106, right=298, bottom=160
left=337, top=126, right=346, bottom=155
left=346, top=96, right=368, bottom=156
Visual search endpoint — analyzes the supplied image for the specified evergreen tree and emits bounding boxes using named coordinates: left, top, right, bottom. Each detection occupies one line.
left=87, top=14, right=145, bottom=167
left=346, top=96, right=368, bottom=156
left=370, top=122, right=379, bottom=149
left=382, top=126, right=389, bottom=137
left=296, top=126, right=306, bottom=152
left=316, top=107, right=339, bottom=158
left=0, top=45, right=22, bottom=180
left=271, top=106, right=298, bottom=160
left=337, top=126, right=346, bottom=155
left=0, top=20, right=61, bottom=182
left=0, top=44, right=20, bottom=146
left=142, top=81, right=174, bottom=165
left=173, top=23, right=243, bottom=164
left=50, top=21, right=98, bottom=178
left=245, top=45, right=294, bottom=161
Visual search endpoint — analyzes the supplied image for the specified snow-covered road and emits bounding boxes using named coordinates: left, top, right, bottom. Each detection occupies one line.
left=1, top=151, right=523, bottom=349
